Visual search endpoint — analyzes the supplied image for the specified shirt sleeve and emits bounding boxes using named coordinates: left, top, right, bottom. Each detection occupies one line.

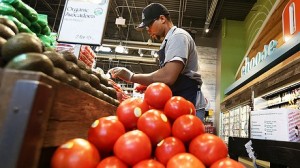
left=164, top=33, right=189, bottom=65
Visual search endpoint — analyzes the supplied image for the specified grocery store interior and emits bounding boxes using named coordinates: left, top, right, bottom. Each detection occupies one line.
left=0, top=0, right=300, bottom=167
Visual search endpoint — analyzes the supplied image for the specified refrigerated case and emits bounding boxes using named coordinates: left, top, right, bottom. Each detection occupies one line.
left=220, top=104, right=251, bottom=144
left=254, top=80, right=300, bottom=111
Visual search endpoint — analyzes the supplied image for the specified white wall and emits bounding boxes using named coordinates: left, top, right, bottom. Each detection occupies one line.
left=197, top=46, right=218, bottom=117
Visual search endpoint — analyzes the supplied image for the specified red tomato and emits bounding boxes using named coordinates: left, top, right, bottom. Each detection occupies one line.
left=97, top=156, right=128, bottom=168
left=167, top=153, right=205, bottom=168
left=189, top=133, right=228, bottom=167
left=172, top=114, right=205, bottom=143
left=144, top=82, right=172, bottom=109
left=88, top=116, right=125, bottom=155
left=133, top=159, right=165, bottom=168
left=163, top=96, right=191, bottom=121
left=51, top=138, right=100, bottom=168
left=186, top=100, right=196, bottom=115
left=137, top=109, right=171, bottom=145
left=116, top=97, right=149, bottom=130
left=210, top=158, right=246, bottom=168
left=155, top=137, right=186, bottom=165
left=114, top=130, right=152, bottom=166
left=134, top=84, right=147, bottom=93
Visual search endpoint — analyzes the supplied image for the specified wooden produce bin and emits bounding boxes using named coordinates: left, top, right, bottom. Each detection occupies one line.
left=0, top=68, right=117, bottom=168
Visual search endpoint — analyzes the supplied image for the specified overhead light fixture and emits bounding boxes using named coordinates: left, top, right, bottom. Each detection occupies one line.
left=151, top=50, right=159, bottom=58
left=115, top=44, right=126, bottom=53
left=123, top=48, right=128, bottom=54
left=138, top=48, right=143, bottom=57
left=115, top=16, right=126, bottom=26
left=147, top=39, right=152, bottom=45
left=96, top=46, right=111, bottom=52
left=205, top=28, right=210, bottom=33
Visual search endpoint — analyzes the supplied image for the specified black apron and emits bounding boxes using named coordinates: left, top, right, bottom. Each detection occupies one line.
left=157, top=37, right=201, bottom=106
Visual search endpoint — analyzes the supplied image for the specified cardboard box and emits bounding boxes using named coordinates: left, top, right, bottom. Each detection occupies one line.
left=250, top=108, right=300, bottom=142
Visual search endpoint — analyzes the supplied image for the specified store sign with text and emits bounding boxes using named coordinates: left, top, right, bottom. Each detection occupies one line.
left=57, top=0, right=110, bottom=45
left=282, top=0, right=300, bottom=42
left=225, top=0, right=300, bottom=95
left=241, top=40, right=277, bottom=77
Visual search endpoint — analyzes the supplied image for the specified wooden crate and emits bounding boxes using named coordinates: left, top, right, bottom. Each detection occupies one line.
left=0, top=68, right=117, bottom=168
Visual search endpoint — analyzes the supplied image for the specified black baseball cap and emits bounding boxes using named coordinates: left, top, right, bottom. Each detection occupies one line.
left=136, top=3, right=169, bottom=29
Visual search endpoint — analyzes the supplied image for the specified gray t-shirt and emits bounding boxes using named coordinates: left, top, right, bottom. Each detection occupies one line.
left=160, top=26, right=202, bottom=84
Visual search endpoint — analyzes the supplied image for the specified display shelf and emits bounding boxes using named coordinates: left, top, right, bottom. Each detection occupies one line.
left=260, top=81, right=300, bottom=99
left=228, top=137, right=300, bottom=168
left=220, top=104, right=251, bottom=143
left=257, top=96, right=300, bottom=109
left=254, top=80, right=300, bottom=110
left=0, top=69, right=117, bottom=168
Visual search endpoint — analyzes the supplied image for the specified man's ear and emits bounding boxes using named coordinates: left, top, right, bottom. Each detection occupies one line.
left=160, top=15, right=166, bottom=24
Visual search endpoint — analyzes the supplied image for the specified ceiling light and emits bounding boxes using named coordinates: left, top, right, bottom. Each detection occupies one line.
left=96, top=46, right=111, bottom=52
left=115, top=45, right=125, bottom=53
left=138, top=48, right=144, bottom=57
left=124, top=48, right=128, bottom=54
left=205, top=28, right=210, bottom=33
left=147, top=39, right=152, bottom=45
left=151, top=50, right=159, bottom=58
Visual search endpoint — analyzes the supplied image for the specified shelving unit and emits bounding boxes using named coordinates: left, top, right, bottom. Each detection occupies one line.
left=220, top=104, right=251, bottom=144
left=254, top=81, right=300, bottom=110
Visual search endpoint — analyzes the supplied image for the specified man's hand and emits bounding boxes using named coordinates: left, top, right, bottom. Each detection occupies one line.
left=109, top=67, right=134, bottom=82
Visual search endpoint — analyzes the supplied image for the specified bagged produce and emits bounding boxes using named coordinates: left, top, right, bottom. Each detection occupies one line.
left=0, top=15, right=34, bottom=34
left=10, top=0, right=38, bottom=22
left=30, top=22, right=41, bottom=34
left=41, top=25, right=51, bottom=36
left=37, top=14, right=48, bottom=27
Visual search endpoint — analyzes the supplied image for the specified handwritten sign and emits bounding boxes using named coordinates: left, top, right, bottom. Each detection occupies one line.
left=57, top=0, right=110, bottom=45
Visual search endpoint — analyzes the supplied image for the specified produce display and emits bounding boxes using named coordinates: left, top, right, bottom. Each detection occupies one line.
left=0, top=16, right=119, bottom=106
left=0, top=0, right=55, bottom=47
left=79, top=45, right=96, bottom=68
left=50, top=82, right=246, bottom=168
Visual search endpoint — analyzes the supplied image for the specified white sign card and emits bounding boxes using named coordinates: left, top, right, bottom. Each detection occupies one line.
left=57, top=0, right=110, bottom=45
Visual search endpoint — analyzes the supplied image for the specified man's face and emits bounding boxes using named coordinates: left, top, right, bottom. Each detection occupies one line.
left=146, top=16, right=164, bottom=42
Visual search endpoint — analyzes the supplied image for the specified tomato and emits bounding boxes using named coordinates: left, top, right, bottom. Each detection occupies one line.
left=116, top=97, right=149, bottom=130
left=88, top=116, right=125, bottom=155
left=51, top=138, right=100, bottom=168
left=144, top=82, right=172, bottom=109
left=189, top=133, right=228, bottom=167
left=97, top=156, right=128, bottom=168
left=166, top=153, right=205, bottom=168
left=114, top=130, right=152, bottom=166
left=186, top=100, right=196, bottom=115
left=210, top=158, right=246, bottom=168
left=137, top=109, right=171, bottom=145
left=155, top=137, right=186, bottom=165
left=172, top=114, right=205, bottom=143
left=134, top=84, right=147, bottom=93
left=163, top=96, right=191, bottom=121
left=132, top=159, right=165, bottom=168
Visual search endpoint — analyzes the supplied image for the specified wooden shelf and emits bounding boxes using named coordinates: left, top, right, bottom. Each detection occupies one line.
left=0, top=68, right=117, bottom=168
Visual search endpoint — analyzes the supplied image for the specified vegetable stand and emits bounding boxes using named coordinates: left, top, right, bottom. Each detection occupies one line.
left=0, top=68, right=116, bottom=168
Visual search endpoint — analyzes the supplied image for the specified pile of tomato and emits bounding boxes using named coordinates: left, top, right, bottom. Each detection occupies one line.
left=51, top=82, right=245, bottom=168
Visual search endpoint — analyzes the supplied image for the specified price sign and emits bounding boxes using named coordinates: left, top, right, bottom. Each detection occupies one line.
left=57, top=0, right=110, bottom=45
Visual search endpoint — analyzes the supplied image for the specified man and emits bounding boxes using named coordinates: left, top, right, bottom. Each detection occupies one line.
left=109, top=3, right=206, bottom=121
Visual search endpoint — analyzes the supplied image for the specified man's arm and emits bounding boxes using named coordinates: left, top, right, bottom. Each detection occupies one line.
left=131, top=60, right=184, bottom=86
